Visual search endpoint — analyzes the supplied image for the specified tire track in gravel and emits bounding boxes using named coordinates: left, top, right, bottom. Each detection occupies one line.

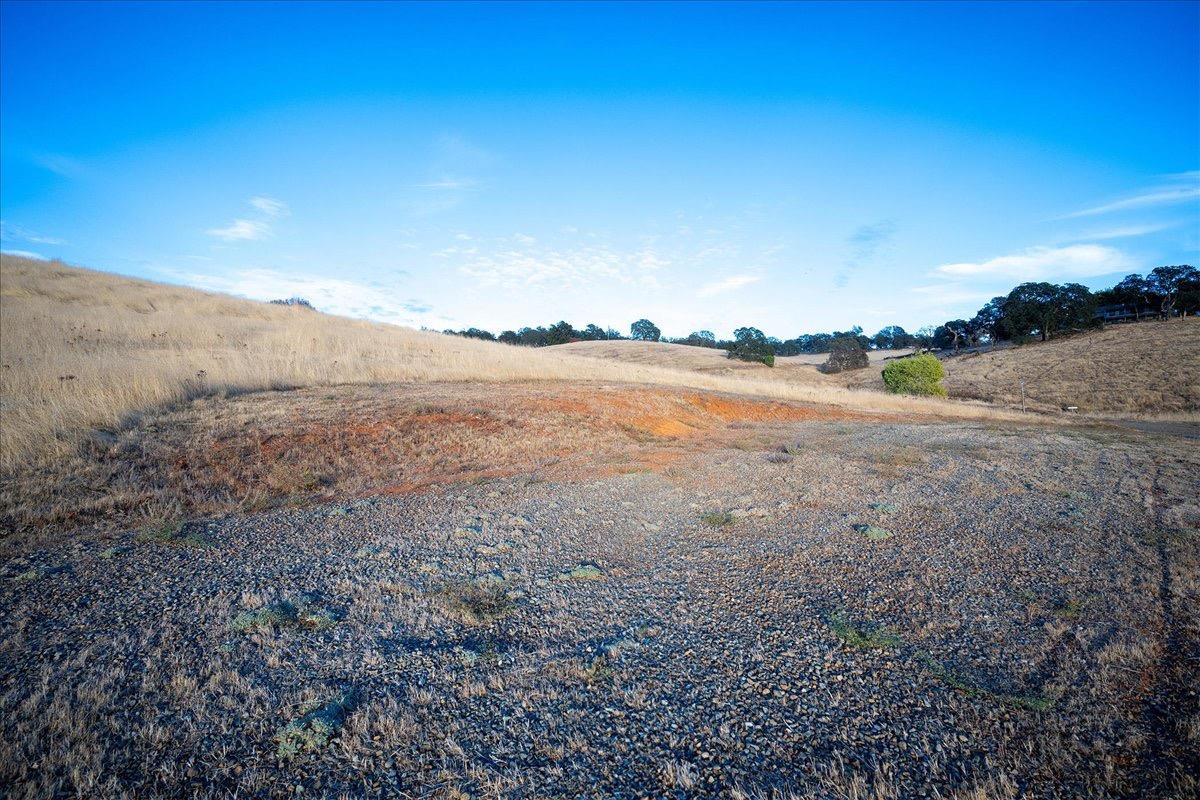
left=1131, top=460, right=1200, bottom=798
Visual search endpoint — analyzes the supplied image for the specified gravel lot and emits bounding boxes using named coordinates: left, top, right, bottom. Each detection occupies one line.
left=1, top=420, right=1197, bottom=799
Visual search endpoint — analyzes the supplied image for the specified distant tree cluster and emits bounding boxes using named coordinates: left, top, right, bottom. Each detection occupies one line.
left=927, top=264, right=1199, bottom=351
left=771, top=327, right=874, bottom=356
left=270, top=297, right=315, bottom=309
left=819, top=336, right=869, bottom=373
left=439, top=264, right=1198, bottom=357
left=442, top=320, right=624, bottom=346
left=1093, top=265, right=1200, bottom=320
left=727, top=327, right=775, bottom=367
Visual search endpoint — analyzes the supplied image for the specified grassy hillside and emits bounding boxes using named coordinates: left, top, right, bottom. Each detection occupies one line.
left=830, top=321, right=1200, bottom=415
left=942, top=321, right=1200, bottom=414
left=0, top=256, right=1013, bottom=469
left=558, top=325, right=1200, bottom=417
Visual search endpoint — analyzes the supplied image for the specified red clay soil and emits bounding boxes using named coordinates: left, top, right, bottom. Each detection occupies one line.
left=2, top=381, right=893, bottom=537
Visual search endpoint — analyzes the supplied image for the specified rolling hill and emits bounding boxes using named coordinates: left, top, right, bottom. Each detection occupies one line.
left=555, top=322, right=1200, bottom=416
left=0, top=255, right=1008, bottom=469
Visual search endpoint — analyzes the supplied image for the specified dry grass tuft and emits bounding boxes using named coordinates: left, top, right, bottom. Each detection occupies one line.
left=437, top=581, right=517, bottom=625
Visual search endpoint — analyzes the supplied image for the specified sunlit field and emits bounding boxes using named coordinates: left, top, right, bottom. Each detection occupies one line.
left=0, top=255, right=1022, bottom=469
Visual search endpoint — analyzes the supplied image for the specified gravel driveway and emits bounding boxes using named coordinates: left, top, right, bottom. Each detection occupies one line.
left=1, top=421, right=1197, bottom=798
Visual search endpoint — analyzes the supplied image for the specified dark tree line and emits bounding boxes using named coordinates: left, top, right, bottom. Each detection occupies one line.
left=928, top=264, right=1199, bottom=351
left=444, top=321, right=624, bottom=347
left=441, top=264, right=1198, bottom=356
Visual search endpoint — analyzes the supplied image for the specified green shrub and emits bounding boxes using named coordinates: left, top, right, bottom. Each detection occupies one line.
left=882, top=354, right=946, bottom=397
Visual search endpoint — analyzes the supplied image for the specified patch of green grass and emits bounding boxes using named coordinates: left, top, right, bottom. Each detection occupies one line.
left=916, top=651, right=1054, bottom=712
left=275, top=693, right=356, bottom=760
left=1139, top=527, right=1196, bottom=546
left=853, top=523, right=893, bottom=541
left=874, top=446, right=926, bottom=468
left=574, top=654, right=616, bottom=684
left=438, top=581, right=517, bottom=625
left=137, top=517, right=208, bottom=548
left=556, top=563, right=605, bottom=581
left=1053, top=597, right=1084, bottom=620
left=12, top=567, right=46, bottom=583
left=827, top=612, right=903, bottom=649
left=231, top=596, right=340, bottom=633
left=701, top=511, right=735, bottom=527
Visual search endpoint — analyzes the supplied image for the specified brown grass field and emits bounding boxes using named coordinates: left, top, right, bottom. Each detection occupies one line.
left=1, top=254, right=1197, bottom=798
left=555, top=322, right=1200, bottom=416
left=0, top=255, right=1024, bottom=472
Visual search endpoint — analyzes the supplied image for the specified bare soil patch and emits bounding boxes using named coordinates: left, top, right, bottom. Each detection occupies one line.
left=0, top=381, right=881, bottom=539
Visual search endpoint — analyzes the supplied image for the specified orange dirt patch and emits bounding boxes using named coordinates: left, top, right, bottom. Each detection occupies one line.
left=632, top=415, right=696, bottom=438
left=200, top=384, right=885, bottom=499
left=2, top=380, right=894, bottom=537
left=251, top=411, right=507, bottom=461
left=683, top=393, right=839, bottom=422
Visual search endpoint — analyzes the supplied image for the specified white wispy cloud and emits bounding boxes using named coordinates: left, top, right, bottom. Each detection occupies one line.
left=1061, top=172, right=1200, bottom=218
left=207, top=196, right=288, bottom=241
left=697, top=274, right=761, bottom=297
left=458, top=239, right=666, bottom=291
left=182, top=268, right=432, bottom=326
left=249, top=196, right=289, bottom=217
left=935, top=244, right=1132, bottom=280
left=837, top=219, right=896, bottom=287
left=909, top=283, right=994, bottom=308
left=0, top=221, right=64, bottom=245
left=1078, top=222, right=1175, bottom=240
left=206, top=218, right=270, bottom=241
left=417, top=176, right=478, bottom=190
left=33, top=153, right=86, bottom=178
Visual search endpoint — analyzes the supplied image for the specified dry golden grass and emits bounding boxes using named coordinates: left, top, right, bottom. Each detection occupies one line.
left=939, top=320, right=1200, bottom=414
left=557, top=322, right=1200, bottom=417
left=833, top=321, right=1200, bottom=415
left=0, top=255, right=1022, bottom=469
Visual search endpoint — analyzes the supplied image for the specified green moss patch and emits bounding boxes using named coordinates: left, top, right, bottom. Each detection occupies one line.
left=275, top=693, right=356, bottom=760
left=231, top=596, right=340, bottom=633
left=827, top=612, right=902, bottom=649
left=916, top=652, right=1054, bottom=712
left=701, top=511, right=735, bottom=527
left=556, top=563, right=606, bottom=581
left=853, top=523, right=894, bottom=541
left=137, top=518, right=208, bottom=548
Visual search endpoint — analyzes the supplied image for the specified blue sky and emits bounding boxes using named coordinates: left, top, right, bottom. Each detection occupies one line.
left=2, top=1, right=1198, bottom=338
